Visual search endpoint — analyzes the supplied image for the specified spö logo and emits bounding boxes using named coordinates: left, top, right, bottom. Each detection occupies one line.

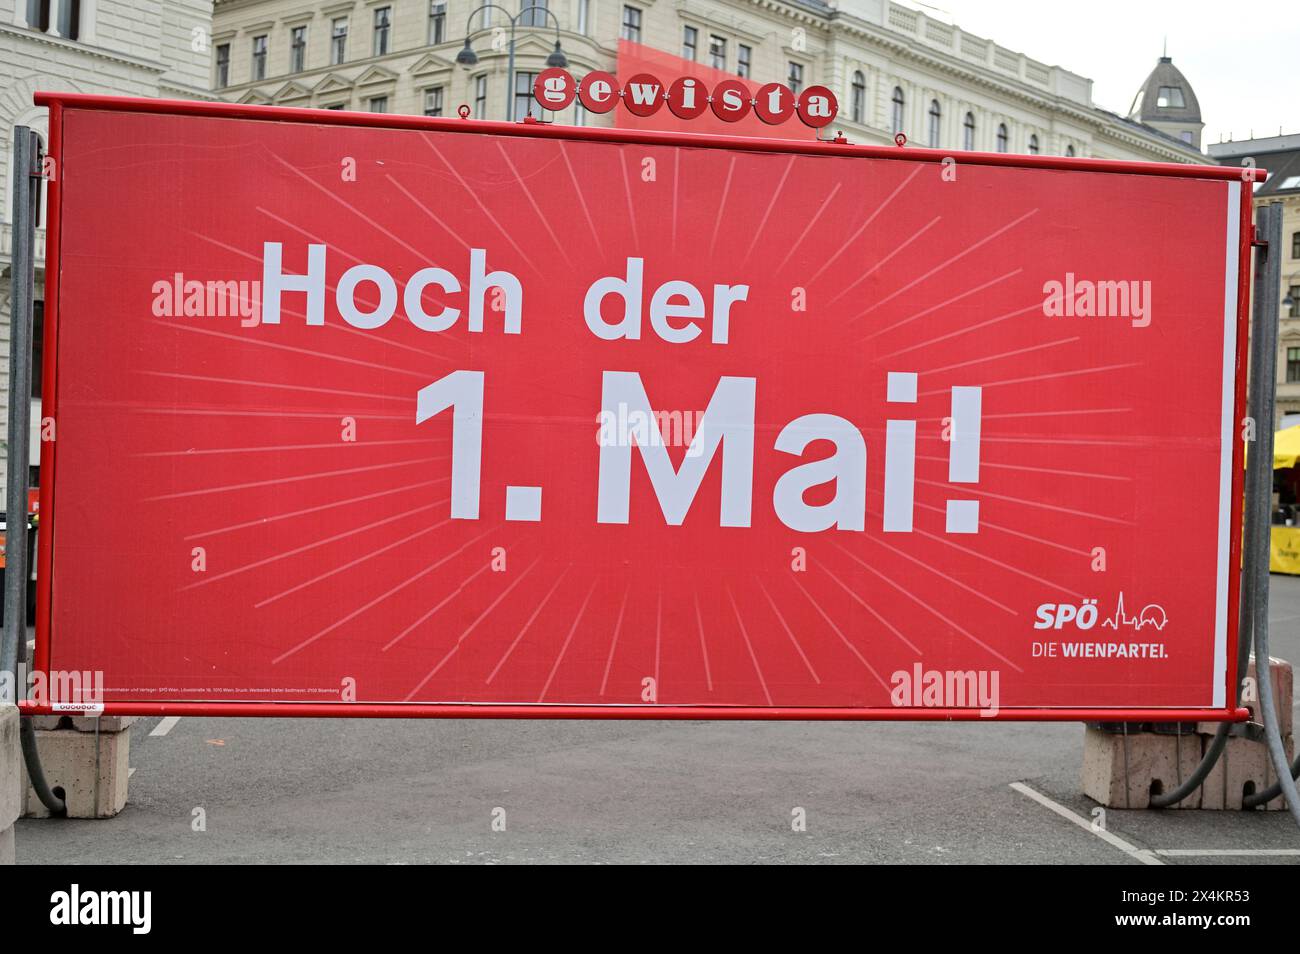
left=1034, top=594, right=1169, bottom=632
left=50, top=884, right=151, bottom=935
left=1034, top=599, right=1101, bottom=631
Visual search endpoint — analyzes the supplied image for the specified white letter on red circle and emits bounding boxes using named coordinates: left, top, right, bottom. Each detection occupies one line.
left=579, top=71, right=620, bottom=113
left=711, top=79, right=752, bottom=122
left=534, top=67, right=575, bottom=111
left=796, top=85, right=838, bottom=128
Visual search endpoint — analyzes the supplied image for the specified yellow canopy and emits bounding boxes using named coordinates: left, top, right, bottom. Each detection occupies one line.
left=1276, top=425, right=1300, bottom=470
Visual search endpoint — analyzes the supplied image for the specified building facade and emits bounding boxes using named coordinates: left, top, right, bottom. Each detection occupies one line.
left=0, top=0, right=216, bottom=489
left=211, top=0, right=1206, bottom=165
left=1210, top=134, right=1300, bottom=427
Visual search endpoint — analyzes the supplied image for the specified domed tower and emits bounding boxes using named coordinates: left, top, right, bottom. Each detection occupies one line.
left=1128, top=54, right=1203, bottom=149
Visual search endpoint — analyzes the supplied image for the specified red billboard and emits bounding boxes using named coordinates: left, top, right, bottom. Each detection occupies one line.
left=27, top=93, right=1252, bottom=720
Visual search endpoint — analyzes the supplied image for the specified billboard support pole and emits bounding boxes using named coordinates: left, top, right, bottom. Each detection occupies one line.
left=3, top=126, right=65, bottom=816
left=1240, top=204, right=1300, bottom=817
left=1149, top=196, right=1272, bottom=810
left=1, top=127, right=36, bottom=681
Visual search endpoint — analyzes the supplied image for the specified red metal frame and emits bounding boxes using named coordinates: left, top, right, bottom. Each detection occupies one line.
left=1226, top=179, right=1255, bottom=713
left=13, top=701, right=1247, bottom=720
left=23, top=91, right=1260, bottom=722
left=32, top=100, right=60, bottom=682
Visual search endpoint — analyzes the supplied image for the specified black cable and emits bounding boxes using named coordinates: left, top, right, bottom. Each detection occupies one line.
left=1148, top=595, right=1249, bottom=808
left=1242, top=719, right=1300, bottom=807
left=14, top=604, right=66, bottom=817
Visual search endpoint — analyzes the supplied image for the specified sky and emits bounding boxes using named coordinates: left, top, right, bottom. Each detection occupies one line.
left=896, top=0, right=1299, bottom=147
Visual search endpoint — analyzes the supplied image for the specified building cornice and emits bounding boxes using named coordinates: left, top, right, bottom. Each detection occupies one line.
left=825, top=11, right=1199, bottom=162
left=0, top=24, right=167, bottom=75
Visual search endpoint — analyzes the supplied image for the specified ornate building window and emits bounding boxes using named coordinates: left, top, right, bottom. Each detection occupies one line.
left=373, top=6, right=392, bottom=57
left=251, top=35, right=267, bottom=81
left=24, top=0, right=51, bottom=32
left=290, top=25, right=307, bottom=73
left=331, top=17, right=348, bottom=64
left=215, top=43, right=230, bottom=88
left=429, top=2, right=446, bottom=44
left=709, top=35, right=726, bottom=70
left=424, top=87, right=444, bottom=116
left=621, top=5, right=641, bottom=42
left=850, top=72, right=865, bottom=124
left=520, top=0, right=547, bottom=29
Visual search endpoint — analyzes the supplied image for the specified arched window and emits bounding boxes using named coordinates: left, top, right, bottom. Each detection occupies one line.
left=928, top=99, right=941, bottom=147
left=891, top=86, right=905, bottom=136
left=1065, top=144, right=1075, bottom=157
left=851, top=71, right=865, bottom=124
left=1028, top=134, right=1039, bottom=155
left=996, top=123, right=1008, bottom=153
left=963, top=112, right=975, bottom=150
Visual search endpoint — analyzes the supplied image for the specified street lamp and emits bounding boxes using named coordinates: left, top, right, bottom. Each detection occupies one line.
left=456, top=38, right=478, bottom=68
left=457, top=4, right=569, bottom=122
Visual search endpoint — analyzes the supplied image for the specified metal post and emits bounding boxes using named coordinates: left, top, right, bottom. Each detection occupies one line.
left=506, top=17, right=517, bottom=123
left=1240, top=204, right=1300, bottom=824
left=1, top=127, right=38, bottom=682
left=4, top=126, right=64, bottom=816
left=1245, top=203, right=1282, bottom=655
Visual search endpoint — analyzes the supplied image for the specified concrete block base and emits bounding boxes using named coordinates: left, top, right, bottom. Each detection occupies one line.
left=1201, top=734, right=1292, bottom=811
left=21, top=725, right=130, bottom=819
left=29, top=715, right=137, bottom=733
left=1081, top=726, right=1203, bottom=809
left=1084, top=655, right=1297, bottom=811
left=0, top=707, right=19, bottom=864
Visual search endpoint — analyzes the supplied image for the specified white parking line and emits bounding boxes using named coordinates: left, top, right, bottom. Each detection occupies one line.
left=1156, top=849, right=1300, bottom=857
left=1010, top=782, right=1163, bottom=865
left=149, top=716, right=181, bottom=737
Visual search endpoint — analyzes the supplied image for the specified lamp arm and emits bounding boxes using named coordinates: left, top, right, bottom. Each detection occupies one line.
left=460, top=3, right=516, bottom=41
